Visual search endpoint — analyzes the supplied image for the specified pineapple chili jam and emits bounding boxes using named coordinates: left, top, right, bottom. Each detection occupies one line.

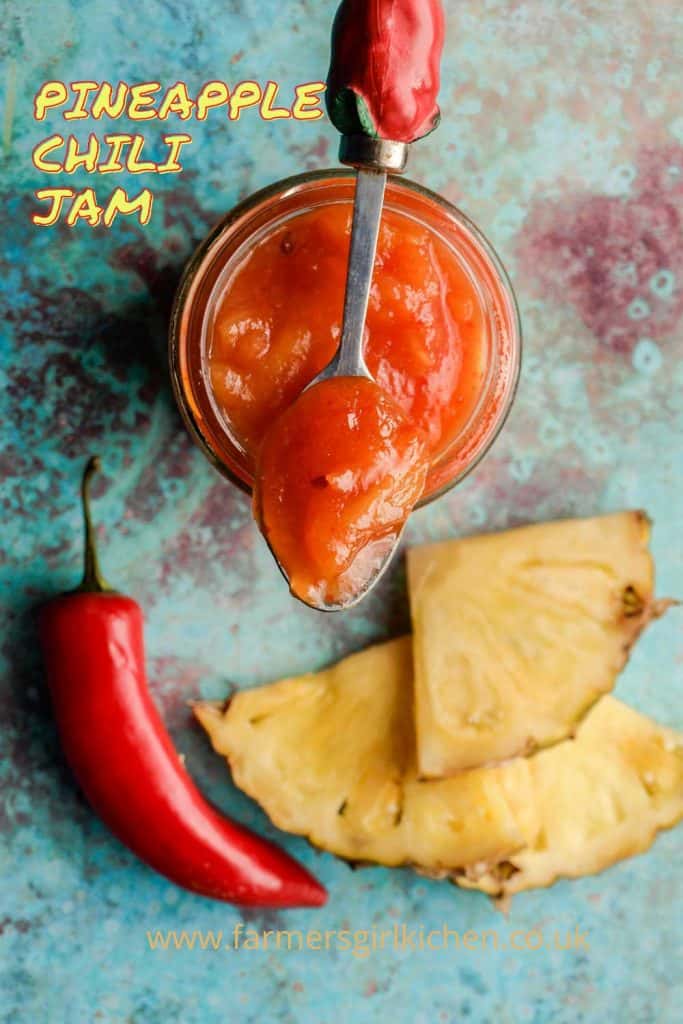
left=212, top=204, right=484, bottom=606
left=170, top=174, right=521, bottom=606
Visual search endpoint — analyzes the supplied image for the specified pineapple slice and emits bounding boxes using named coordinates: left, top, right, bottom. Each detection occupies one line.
left=194, top=639, right=683, bottom=891
left=194, top=638, right=528, bottom=873
left=407, top=511, right=664, bottom=777
left=458, top=697, right=683, bottom=896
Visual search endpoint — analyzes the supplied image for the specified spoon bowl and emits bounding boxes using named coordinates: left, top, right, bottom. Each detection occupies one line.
left=266, top=526, right=406, bottom=613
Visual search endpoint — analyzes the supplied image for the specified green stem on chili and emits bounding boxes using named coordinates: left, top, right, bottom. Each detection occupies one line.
left=74, top=456, right=114, bottom=594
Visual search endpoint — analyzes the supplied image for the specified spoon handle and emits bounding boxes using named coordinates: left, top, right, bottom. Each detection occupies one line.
left=323, top=0, right=445, bottom=384
left=334, top=168, right=386, bottom=378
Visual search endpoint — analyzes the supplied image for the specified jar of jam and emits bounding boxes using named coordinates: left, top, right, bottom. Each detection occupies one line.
left=170, top=170, right=521, bottom=504
left=170, top=170, right=521, bottom=605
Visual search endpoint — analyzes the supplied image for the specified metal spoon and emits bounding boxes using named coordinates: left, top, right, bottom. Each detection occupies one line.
left=278, top=137, right=412, bottom=612
left=312, top=138, right=407, bottom=384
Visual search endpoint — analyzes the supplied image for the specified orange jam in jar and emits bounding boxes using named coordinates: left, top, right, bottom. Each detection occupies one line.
left=170, top=172, right=521, bottom=601
left=209, top=201, right=488, bottom=462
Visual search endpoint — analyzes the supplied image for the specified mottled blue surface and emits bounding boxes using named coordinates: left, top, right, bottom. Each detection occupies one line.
left=1, top=1, right=682, bottom=1021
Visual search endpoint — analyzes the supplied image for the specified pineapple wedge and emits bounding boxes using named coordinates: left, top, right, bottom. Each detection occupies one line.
left=458, top=697, right=683, bottom=896
left=195, top=638, right=529, bottom=873
left=407, top=511, right=663, bottom=777
left=194, top=639, right=683, bottom=891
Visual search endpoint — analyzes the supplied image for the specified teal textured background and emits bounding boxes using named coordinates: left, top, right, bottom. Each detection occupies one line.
left=1, top=1, right=682, bottom=1020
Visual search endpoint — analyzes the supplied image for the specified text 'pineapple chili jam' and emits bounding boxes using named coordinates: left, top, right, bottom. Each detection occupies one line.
left=170, top=172, right=521, bottom=604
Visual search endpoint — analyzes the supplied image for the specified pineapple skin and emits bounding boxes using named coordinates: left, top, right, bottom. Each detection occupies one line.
left=407, top=511, right=665, bottom=778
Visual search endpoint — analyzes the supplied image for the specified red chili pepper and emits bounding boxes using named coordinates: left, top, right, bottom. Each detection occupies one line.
left=326, top=0, right=445, bottom=144
left=39, top=458, right=327, bottom=908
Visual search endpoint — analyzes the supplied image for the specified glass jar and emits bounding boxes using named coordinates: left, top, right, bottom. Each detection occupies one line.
left=169, top=170, right=521, bottom=504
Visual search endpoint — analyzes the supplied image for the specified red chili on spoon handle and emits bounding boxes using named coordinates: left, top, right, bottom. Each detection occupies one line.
left=39, top=457, right=327, bottom=908
left=326, top=0, right=445, bottom=144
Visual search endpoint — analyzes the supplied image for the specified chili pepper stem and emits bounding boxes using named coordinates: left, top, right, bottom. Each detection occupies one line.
left=73, top=456, right=115, bottom=594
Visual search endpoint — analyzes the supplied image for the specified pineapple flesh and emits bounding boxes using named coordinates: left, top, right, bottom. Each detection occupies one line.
left=407, top=511, right=663, bottom=777
left=194, top=638, right=527, bottom=873
left=458, top=697, right=683, bottom=896
left=194, top=639, right=683, bottom=892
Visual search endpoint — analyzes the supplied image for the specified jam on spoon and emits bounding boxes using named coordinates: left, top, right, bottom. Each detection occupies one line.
left=254, top=376, right=429, bottom=609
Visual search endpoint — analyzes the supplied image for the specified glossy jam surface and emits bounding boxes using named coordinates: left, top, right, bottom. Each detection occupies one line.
left=206, top=199, right=492, bottom=605
left=208, top=203, right=487, bottom=462
left=254, top=377, right=429, bottom=607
